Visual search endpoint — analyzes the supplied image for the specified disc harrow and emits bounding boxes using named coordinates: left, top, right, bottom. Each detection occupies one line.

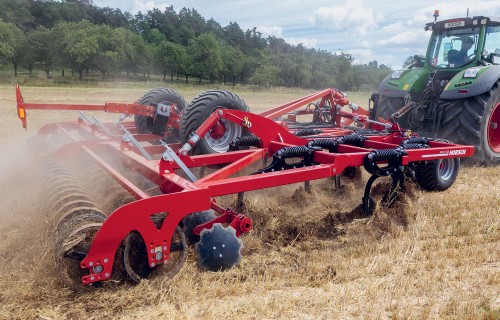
left=15, top=85, right=474, bottom=287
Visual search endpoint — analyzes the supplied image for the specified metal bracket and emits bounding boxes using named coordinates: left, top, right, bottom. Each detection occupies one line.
left=114, top=113, right=128, bottom=125
left=160, top=140, right=197, bottom=182
left=78, top=111, right=94, bottom=126
left=119, top=125, right=153, bottom=160
left=91, top=114, right=113, bottom=136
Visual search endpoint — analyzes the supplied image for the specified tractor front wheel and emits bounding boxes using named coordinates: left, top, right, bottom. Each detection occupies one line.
left=440, top=82, right=500, bottom=164
left=374, top=96, right=410, bottom=128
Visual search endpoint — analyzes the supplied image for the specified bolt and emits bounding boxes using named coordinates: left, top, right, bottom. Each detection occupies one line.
left=222, top=244, right=225, bottom=248
left=151, top=263, right=155, bottom=267
left=333, top=168, right=337, bottom=173
left=163, top=246, right=167, bottom=251
left=155, top=251, right=163, bottom=261
left=181, top=151, right=187, bottom=156
left=89, top=262, right=94, bottom=267
left=150, top=249, right=155, bottom=254
left=218, top=110, right=223, bottom=115
left=93, top=265, right=103, bottom=273
left=213, top=246, right=216, bottom=250
left=219, top=254, right=223, bottom=258
left=90, top=276, right=95, bottom=281
left=104, top=258, right=108, bottom=263
left=105, top=273, right=110, bottom=278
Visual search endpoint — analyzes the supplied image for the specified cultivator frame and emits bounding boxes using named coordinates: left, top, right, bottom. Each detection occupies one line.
left=15, top=85, right=474, bottom=286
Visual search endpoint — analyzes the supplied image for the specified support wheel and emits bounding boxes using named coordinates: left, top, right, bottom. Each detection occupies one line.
left=195, top=224, right=242, bottom=271
left=179, top=90, right=249, bottom=154
left=414, top=158, right=460, bottom=191
left=134, top=88, right=187, bottom=134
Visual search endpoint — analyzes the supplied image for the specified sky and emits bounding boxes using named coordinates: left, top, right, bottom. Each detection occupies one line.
left=94, top=0, right=500, bottom=68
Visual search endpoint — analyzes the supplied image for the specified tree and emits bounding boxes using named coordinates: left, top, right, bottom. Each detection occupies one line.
left=93, top=26, right=129, bottom=80
left=114, top=28, right=147, bottom=76
left=221, top=46, right=244, bottom=84
left=0, top=20, right=26, bottom=76
left=156, top=41, right=189, bottom=81
left=28, top=26, right=55, bottom=78
left=249, top=63, right=281, bottom=87
left=53, top=20, right=99, bottom=80
left=188, top=33, right=223, bottom=84
left=224, top=22, right=245, bottom=48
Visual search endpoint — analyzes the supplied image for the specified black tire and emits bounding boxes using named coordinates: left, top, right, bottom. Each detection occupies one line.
left=134, top=88, right=187, bottom=134
left=414, top=158, right=460, bottom=191
left=179, top=90, right=249, bottom=154
left=439, top=83, right=500, bottom=164
left=374, top=96, right=410, bottom=128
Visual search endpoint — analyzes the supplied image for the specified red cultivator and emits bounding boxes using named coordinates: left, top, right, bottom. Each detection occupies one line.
left=16, top=85, right=473, bottom=286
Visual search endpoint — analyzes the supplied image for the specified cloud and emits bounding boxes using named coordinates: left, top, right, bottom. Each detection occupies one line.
left=284, top=37, right=318, bottom=48
left=131, top=0, right=169, bottom=13
left=257, top=25, right=283, bottom=38
left=409, top=1, right=500, bottom=26
left=377, top=29, right=428, bottom=46
left=346, top=49, right=375, bottom=64
left=309, top=0, right=376, bottom=35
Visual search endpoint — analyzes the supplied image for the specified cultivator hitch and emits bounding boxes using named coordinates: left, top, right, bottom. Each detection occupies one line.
left=15, top=85, right=474, bottom=287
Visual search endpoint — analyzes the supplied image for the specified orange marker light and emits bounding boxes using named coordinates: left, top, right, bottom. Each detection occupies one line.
left=18, top=107, right=25, bottom=119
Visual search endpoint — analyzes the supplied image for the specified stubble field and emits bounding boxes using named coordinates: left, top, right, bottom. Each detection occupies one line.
left=0, top=84, right=498, bottom=319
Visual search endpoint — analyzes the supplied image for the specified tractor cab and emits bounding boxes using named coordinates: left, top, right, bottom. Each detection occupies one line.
left=425, top=16, right=500, bottom=71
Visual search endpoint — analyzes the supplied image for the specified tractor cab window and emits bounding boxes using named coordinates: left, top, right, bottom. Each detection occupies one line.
left=483, top=26, right=500, bottom=64
left=428, top=28, right=479, bottom=68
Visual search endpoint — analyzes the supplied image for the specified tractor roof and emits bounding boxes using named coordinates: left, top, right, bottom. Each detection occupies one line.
left=425, top=16, right=500, bottom=31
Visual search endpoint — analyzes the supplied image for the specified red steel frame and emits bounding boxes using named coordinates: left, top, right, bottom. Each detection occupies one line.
left=15, top=85, right=474, bottom=285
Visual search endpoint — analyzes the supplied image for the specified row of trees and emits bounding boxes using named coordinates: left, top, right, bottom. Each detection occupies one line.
left=0, top=0, right=392, bottom=90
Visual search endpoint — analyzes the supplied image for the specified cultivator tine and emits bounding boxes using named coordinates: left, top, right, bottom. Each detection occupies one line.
left=119, top=125, right=152, bottom=160
left=237, top=192, right=245, bottom=211
left=304, top=181, right=311, bottom=193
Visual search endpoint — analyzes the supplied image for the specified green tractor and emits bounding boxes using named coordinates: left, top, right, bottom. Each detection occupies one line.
left=372, top=14, right=500, bottom=164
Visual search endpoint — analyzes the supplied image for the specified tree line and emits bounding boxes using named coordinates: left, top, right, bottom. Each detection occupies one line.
left=0, top=0, right=392, bottom=90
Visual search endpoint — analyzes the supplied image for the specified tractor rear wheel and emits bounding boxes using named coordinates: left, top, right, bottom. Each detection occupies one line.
left=374, top=96, right=410, bottom=128
left=134, top=88, right=187, bottom=134
left=439, top=82, right=500, bottom=163
left=179, top=90, right=249, bottom=154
